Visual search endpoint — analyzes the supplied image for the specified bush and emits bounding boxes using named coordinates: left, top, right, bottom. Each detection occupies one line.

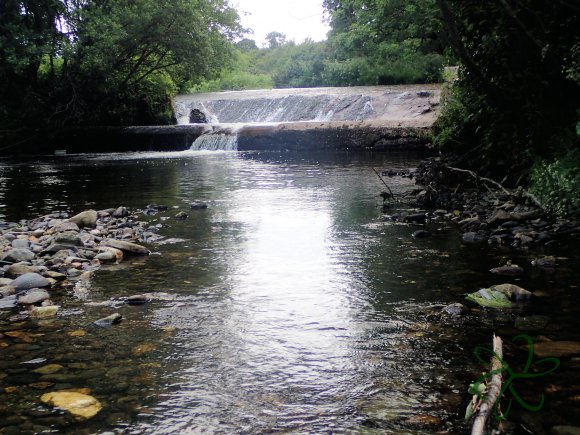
left=529, top=148, right=580, bottom=217
left=192, top=70, right=273, bottom=92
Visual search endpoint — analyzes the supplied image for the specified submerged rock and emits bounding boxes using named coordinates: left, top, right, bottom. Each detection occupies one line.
left=442, top=303, right=467, bottom=316
left=94, top=313, right=123, bottom=327
left=412, top=230, right=431, bottom=238
left=41, top=391, right=102, bottom=420
left=174, top=211, right=188, bottom=220
left=189, top=201, right=208, bottom=210
left=490, top=264, right=524, bottom=276
left=30, top=305, right=59, bottom=318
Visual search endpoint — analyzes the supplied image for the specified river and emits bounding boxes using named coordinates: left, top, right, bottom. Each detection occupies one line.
left=0, top=150, right=578, bottom=434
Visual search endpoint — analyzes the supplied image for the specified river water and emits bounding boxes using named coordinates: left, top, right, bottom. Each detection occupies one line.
left=0, top=151, right=578, bottom=434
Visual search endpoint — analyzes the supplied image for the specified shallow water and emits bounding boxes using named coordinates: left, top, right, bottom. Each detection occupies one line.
left=0, top=151, right=578, bottom=434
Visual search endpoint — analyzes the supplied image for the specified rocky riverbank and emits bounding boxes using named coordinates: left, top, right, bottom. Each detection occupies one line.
left=0, top=207, right=168, bottom=315
left=384, top=157, right=580, bottom=249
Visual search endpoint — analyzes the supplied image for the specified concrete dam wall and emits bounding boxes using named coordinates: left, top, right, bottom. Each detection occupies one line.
left=173, top=85, right=441, bottom=151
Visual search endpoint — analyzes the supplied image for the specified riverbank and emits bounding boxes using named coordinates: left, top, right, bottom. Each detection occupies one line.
left=399, top=157, right=580, bottom=248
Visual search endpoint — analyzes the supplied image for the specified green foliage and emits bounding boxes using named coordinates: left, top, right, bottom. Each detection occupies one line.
left=434, top=0, right=580, bottom=186
left=192, top=70, right=274, bottom=92
left=530, top=149, right=580, bottom=217
left=0, top=0, right=242, bottom=141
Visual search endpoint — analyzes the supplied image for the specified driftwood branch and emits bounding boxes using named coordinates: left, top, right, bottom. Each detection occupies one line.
left=372, top=167, right=395, bottom=201
left=445, top=165, right=544, bottom=209
left=471, top=335, right=504, bottom=435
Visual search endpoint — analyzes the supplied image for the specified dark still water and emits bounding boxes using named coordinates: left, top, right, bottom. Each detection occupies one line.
left=0, top=151, right=578, bottom=434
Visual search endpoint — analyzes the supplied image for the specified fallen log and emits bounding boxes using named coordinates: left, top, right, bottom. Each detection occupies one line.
left=471, top=335, right=504, bottom=435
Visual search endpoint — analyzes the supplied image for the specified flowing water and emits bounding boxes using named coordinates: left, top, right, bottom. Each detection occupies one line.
left=0, top=150, right=579, bottom=434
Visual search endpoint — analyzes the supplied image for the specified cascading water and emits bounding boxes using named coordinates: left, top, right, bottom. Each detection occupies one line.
left=190, top=132, right=238, bottom=151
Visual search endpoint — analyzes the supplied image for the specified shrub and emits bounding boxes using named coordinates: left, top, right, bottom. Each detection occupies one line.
left=529, top=148, right=580, bottom=217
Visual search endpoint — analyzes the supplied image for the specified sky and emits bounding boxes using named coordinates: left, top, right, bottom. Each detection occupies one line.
left=232, top=0, right=330, bottom=47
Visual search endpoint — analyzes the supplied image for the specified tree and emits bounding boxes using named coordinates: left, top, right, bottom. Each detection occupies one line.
left=322, top=0, right=447, bottom=84
left=264, top=31, right=287, bottom=49
left=434, top=0, right=580, bottom=183
left=0, top=0, right=242, bottom=145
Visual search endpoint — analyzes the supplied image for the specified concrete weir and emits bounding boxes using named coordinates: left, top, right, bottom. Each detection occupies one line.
left=177, top=85, right=441, bottom=151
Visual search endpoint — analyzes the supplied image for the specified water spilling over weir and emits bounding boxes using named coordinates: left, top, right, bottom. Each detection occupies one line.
left=174, top=85, right=441, bottom=151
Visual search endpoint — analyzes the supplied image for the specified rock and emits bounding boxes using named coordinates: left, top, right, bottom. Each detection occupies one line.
left=68, top=210, right=98, bottom=228
left=50, top=221, right=80, bottom=233
left=490, top=264, right=524, bottom=276
left=515, top=315, right=550, bottom=331
left=146, top=204, right=168, bottom=212
left=100, top=239, right=149, bottom=255
left=11, top=238, right=29, bottom=249
left=189, top=202, right=208, bottom=210
left=551, top=426, right=580, bottom=435
left=12, top=273, right=51, bottom=291
left=412, top=230, right=431, bottom=238
left=43, top=243, right=79, bottom=254
left=466, top=289, right=513, bottom=309
left=4, top=262, right=40, bottom=278
left=530, top=341, right=580, bottom=358
left=0, top=285, right=16, bottom=298
left=18, top=289, right=50, bottom=305
left=112, top=206, right=129, bottom=218
left=174, top=211, right=188, bottom=220
left=1, top=248, right=35, bottom=263
left=30, top=305, right=59, bottom=318
left=487, top=209, right=513, bottom=226
left=442, top=303, right=467, bottom=316
left=53, top=231, right=83, bottom=246
left=40, top=391, right=102, bottom=420
left=532, top=256, right=556, bottom=268
left=95, top=251, right=117, bottom=263
left=462, top=232, right=488, bottom=243
left=126, top=294, right=150, bottom=305
left=42, top=271, right=66, bottom=281
left=492, top=283, right=532, bottom=301
left=132, top=343, right=155, bottom=356
left=33, top=364, right=64, bottom=375
left=94, top=313, right=123, bottom=327
left=403, top=213, right=425, bottom=224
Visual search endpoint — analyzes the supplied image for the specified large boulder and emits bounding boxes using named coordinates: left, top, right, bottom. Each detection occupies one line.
left=68, top=210, right=98, bottom=228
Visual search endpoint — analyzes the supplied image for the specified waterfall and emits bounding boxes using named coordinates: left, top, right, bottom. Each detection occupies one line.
left=190, top=133, right=238, bottom=151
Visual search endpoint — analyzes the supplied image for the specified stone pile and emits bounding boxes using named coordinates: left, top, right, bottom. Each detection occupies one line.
left=0, top=207, right=159, bottom=316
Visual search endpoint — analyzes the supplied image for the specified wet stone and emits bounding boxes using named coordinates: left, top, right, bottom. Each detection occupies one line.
left=126, top=294, right=150, bottom=305
left=412, top=230, right=431, bottom=238
left=94, top=313, right=123, bottom=327
left=18, top=289, right=50, bottom=305
left=189, top=201, right=208, bottom=210
left=12, top=273, right=51, bottom=291
left=174, top=211, right=188, bottom=220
